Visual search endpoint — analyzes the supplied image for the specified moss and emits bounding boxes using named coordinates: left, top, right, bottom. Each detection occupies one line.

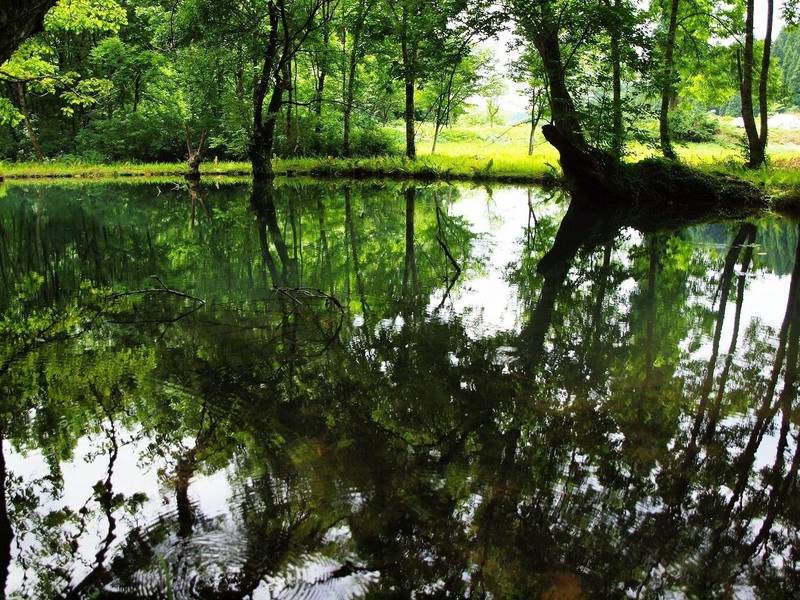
left=627, top=158, right=767, bottom=209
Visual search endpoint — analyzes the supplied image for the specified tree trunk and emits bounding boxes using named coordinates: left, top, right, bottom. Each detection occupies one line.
left=753, top=0, right=775, bottom=167
left=740, top=0, right=762, bottom=167
left=283, top=60, right=295, bottom=154
left=528, top=90, right=542, bottom=156
left=659, top=0, right=679, bottom=159
left=401, top=7, right=416, bottom=160
left=343, top=31, right=359, bottom=155
left=738, top=0, right=775, bottom=168
left=403, top=61, right=416, bottom=159
left=610, top=0, right=623, bottom=159
left=402, top=186, right=417, bottom=299
left=315, top=69, right=325, bottom=135
left=314, top=0, right=332, bottom=136
left=132, top=72, right=141, bottom=112
left=531, top=24, right=587, bottom=153
left=250, top=2, right=281, bottom=182
left=17, top=82, right=44, bottom=161
left=520, top=0, right=766, bottom=214
left=185, top=127, right=206, bottom=180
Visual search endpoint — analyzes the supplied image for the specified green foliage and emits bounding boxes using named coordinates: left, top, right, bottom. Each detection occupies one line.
left=775, top=26, right=800, bottom=107
left=668, top=105, right=720, bottom=142
left=0, top=0, right=795, bottom=168
left=74, top=105, right=185, bottom=161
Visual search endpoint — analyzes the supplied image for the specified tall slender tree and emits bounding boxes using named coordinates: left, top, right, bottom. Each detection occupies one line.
left=739, top=0, right=775, bottom=167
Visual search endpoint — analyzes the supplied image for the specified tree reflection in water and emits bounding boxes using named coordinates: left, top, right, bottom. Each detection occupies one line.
left=0, top=180, right=797, bottom=598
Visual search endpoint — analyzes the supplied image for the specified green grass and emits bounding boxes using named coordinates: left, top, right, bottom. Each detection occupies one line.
left=0, top=160, right=252, bottom=179
left=0, top=154, right=559, bottom=184
left=5, top=122, right=800, bottom=196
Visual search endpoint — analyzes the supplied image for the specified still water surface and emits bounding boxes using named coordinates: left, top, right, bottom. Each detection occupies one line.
left=0, top=180, right=798, bottom=598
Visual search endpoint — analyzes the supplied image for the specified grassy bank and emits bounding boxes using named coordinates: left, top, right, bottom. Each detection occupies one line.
left=3, top=149, right=800, bottom=190
left=4, top=121, right=800, bottom=192
left=0, top=153, right=558, bottom=184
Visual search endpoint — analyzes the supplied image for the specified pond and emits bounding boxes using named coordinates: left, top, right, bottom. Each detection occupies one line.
left=0, top=179, right=798, bottom=598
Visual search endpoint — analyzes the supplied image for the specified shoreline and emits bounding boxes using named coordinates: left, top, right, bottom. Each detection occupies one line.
left=2, top=157, right=800, bottom=207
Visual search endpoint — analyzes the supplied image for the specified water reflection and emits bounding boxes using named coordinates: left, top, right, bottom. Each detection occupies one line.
left=0, top=180, right=798, bottom=597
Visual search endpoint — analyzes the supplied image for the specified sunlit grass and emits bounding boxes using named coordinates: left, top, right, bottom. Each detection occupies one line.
left=0, top=153, right=559, bottom=184
left=4, top=121, right=800, bottom=198
left=0, top=160, right=252, bottom=179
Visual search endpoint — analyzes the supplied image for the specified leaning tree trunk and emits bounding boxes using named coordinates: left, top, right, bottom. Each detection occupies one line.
left=0, top=0, right=59, bottom=178
left=532, top=24, right=588, bottom=154
left=0, top=1, right=56, bottom=65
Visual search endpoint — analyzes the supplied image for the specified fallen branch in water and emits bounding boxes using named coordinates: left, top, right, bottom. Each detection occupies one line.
left=104, top=275, right=204, bottom=304
left=273, top=286, right=345, bottom=350
left=103, top=275, right=206, bottom=327
left=273, top=286, right=344, bottom=314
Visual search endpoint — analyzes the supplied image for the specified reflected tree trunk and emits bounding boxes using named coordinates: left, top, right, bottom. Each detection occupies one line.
left=588, top=241, right=613, bottom=370
left=344, top=187, right=369, bottom=313
left=704, top=224, right=756, bottom=442
left=401, top=187, right=418, bottom=301
left=643, top=235, right=660, bottom=384
left=690, top=225, right=751, bottom=440
left=175, top=450, right=197, bottom=539
left=434, top=194, right=461, bottom=309
left=251, top=180, right=295, bottom=286
left=723, top=223, right=800, bottom=520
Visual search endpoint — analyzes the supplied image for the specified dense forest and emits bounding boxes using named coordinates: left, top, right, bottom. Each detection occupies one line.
left=0, top=0, right=799, bottom=173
